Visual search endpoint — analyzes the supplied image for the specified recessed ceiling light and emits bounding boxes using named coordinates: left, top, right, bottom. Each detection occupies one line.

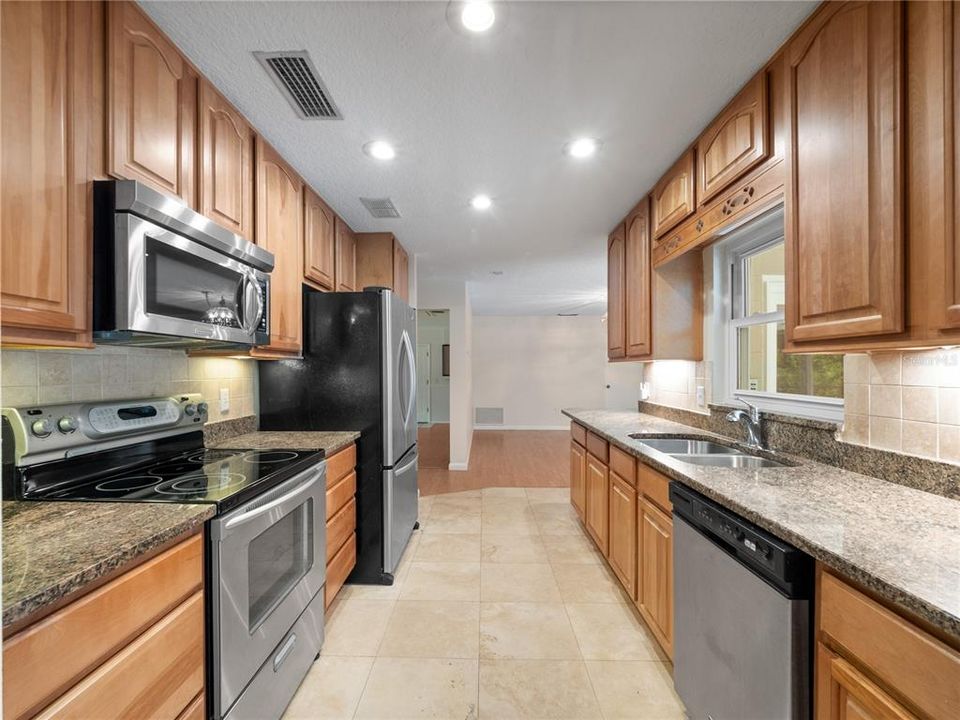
left=461, top=1, right=495, bottom=32
left=471, top=194, right=492, bottom=210
left=565, top=137, right=600, bottom=159
left=363, top=140, right=395, bottom=160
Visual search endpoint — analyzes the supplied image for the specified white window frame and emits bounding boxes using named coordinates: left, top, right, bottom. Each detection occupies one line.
left=707, top=206, right=844, bottom=422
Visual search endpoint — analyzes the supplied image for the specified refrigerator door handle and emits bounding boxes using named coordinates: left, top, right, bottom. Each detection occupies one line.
left=400, top=329, right=416, bottom=427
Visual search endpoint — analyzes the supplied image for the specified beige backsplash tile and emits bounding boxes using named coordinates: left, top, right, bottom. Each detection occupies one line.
left=902, top=386, right=937, bottom=423
left=869, top=384, right=901, bottom=419
left=869, top=416, right=902, bottom=452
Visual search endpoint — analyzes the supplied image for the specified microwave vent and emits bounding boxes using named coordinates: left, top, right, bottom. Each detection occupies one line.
left=254, top=51, right=341, bottom=120
left=361, top=197, right=401, bottom=219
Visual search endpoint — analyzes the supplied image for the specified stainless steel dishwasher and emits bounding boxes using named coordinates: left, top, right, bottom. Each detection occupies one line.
left=671, top=482, right=814, bottom=720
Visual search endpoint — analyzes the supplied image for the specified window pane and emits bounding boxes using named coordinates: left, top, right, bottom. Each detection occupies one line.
left=743, top=242, right=785, bottom=316
left=737, top=322, right=843, bottom=397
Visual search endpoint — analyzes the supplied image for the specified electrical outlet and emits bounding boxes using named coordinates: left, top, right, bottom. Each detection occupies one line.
left=696, top=385, right=706, bottom=407
left=640, top=382, right=651, bottom=401
left=219, top=387, right=230, bottom=414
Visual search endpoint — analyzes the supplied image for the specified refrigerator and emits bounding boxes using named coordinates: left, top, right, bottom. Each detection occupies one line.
left=258, top=287, right=418, bottom=584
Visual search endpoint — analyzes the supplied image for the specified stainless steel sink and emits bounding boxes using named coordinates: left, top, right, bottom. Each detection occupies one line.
left=629, top=434, right=794, bottom=469
left=669, top=454, right=790, bottom=469
left=632, top=438, right=739, bottom=455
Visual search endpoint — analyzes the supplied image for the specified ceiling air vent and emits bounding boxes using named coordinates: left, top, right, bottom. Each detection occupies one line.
left=254, top=51, right=341, bottom=120
left=361, top=197, right=401, bottom=219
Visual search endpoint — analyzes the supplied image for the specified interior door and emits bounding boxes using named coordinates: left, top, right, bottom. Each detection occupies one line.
left=416, top=344, right=431, bottom=423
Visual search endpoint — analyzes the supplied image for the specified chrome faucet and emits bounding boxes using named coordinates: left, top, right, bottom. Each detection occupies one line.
left=726, top=398, right=764, bottom=449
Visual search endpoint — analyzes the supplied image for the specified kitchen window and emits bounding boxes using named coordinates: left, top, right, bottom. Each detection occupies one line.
left=713, top=208, right=844, bottom=421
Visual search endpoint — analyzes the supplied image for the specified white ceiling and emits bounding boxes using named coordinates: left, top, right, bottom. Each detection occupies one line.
left=140, top=1, right=815, bottom=316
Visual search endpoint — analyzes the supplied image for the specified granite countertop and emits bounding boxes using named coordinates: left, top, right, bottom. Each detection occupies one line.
left=563, top=408, right=960, bottom=639
left=210, top=430, right=360, bottom=455
left=3, top=501, right=213, bottom=632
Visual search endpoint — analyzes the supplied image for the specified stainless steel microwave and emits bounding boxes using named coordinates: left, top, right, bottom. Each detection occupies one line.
left=93, top=180, right=273, bottom=349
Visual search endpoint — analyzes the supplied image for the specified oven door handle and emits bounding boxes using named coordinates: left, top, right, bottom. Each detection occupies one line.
left=223, top=468, right=322, bottom=531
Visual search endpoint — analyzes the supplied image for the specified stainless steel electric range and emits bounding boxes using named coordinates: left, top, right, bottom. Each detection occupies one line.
left=1, top=394, right=326, bottom=720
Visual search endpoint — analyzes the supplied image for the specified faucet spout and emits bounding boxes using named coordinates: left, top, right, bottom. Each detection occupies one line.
left=726, top=401, right=764, bottom=449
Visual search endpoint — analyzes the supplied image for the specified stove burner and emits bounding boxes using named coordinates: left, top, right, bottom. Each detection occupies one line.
left=186, top=449, right=246, bottom=464
left=243, top=451, right=299, bottom=464
left=94, top=475, right=163, bottom=492
left=156, top=472, right=248, bottom=495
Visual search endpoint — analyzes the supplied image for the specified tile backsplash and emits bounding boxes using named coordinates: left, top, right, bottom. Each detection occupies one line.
left=841, top=350, right=960, bottom=463
left=642, top=360, right=712, bottom=414
left=0, top=347, right=257, bottom=423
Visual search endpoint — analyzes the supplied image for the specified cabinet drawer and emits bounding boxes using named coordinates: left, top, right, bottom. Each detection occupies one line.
left=819, top=570, right=960, bottom=720
left=609, top=444, right=636, bottom=486
left=326, top=496, right=356, bottom=563
left=36, top=591, right=204, bottom=720
left=326, top=470, right=357, bottom=520
left=570, top=422, right=587, bottom=447
left=3, top=534, right=203, bottom=720
left=326, top=443, right=357, bottom=487
left=586, top=431, right=608, bottom=463
left=637, top=463, right=672, bottom=514
left=325, top=532, right=357, bottom=608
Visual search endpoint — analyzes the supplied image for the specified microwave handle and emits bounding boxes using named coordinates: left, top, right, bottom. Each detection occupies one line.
left=239, top=270, right=264, bottom=335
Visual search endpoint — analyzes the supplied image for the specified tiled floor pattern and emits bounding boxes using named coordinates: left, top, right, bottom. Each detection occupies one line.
left=284, top=488, right=685, bottom=720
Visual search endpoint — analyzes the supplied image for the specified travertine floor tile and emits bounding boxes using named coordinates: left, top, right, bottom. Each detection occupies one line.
left=355, top=658, right=479, bottom=719
left=480, top=602, right=581, bottom=660
left=585, top=661, right=685, bottom=719
left=421, top=511, right=482, bottom=534
left=524, top=487, right=571, bottom=504
left=320, top=598, right=396, bottom=656
left=480, top=534, right=549, bottom=564
left=400, top=562, right=481, bottom=601
left=553, top=562, right=632, bottom=603
left=282, top=656, right=373, bottom=719
left=480, top=511, right=541, bottom=535
left=481, top=563, right=561, bottom=602
left=542, top=533, right=604, bottom=565
left=415, top=532, right=482, bottom=562
left=479, top=659, right=602, bottom=719
left=379, top=601, right=480, bottom=658
left=565, top=603, right=663, bottom=661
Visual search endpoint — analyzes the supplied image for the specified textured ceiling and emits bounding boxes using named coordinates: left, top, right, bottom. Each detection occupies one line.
left=140, top=1, right=815, bottom=315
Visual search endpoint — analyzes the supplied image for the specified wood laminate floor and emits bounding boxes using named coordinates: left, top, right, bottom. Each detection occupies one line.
left=419, top=430, right=569, bottom=496
left=417, top=423, right=450, bottom=469
left=283, top=488, right=684, bottom=720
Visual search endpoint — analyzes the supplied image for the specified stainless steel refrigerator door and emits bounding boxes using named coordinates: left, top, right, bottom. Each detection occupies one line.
left=673, top=516, right=810, bottom=720
left=382, top=290, right=418, bottom=465
left=382, top=446, right=419, bottom=575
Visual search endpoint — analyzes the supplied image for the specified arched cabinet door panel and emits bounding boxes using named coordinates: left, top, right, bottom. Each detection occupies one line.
left=607, top=224, right=626, bottom=359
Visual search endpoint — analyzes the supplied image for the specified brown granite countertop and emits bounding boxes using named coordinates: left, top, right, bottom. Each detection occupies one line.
left=563, top=408, right=960, bottom=639
left=3, top=501, right=213, bottom=632
left=210, top=430, right=360, bottom=456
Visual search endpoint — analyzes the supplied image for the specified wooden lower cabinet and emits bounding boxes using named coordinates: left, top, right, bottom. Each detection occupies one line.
left=637, top=496, right=674, bottom=659
left=607, top=473, right=637, bottom=595
left=3, top=533, right=205, bottom=720
left=570, top=439, right=586, bottom=520
left=584, top=452, right=610, bottom=555
left=325, top=443, right=358, bottom=608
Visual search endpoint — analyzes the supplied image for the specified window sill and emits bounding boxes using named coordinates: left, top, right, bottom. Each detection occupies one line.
left=723, top=391, right=844, bottom=424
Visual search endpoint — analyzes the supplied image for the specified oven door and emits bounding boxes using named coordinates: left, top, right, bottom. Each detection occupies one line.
left=211, top=463, right=326, bottom=718
left=112, top=213, right=269, bottom=345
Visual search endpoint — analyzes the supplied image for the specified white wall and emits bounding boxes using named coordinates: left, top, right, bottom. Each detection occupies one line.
left=417, top=311, right=450, bottom=422
left=472, top=316, right=638, bottom=428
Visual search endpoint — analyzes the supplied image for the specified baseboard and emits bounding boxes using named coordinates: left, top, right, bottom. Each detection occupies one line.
left=448, top=462, right=469, bottom=471
left=474, top=424, right=568, bottom=431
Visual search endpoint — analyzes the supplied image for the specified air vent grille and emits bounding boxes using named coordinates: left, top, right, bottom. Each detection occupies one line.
left=361, top=197, right=401, bottom=219
left=254, top=51, right=341, bottom=120
left=475, top=407, right=504, bottom=425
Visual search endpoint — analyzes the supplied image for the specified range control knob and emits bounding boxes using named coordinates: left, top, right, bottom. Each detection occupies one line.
left=197, top=402, right=209, bottom=415
left=31, top=418, right=54, bottom=438
left=57, top=416, right=78, bottom=434
left=184, top=404, right=198, bottom=417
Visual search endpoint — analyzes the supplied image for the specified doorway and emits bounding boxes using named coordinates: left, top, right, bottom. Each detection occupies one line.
left=416, top=308, right=451, bottom=468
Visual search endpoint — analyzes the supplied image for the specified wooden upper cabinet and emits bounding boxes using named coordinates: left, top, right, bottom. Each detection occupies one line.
left=394, top=243, right=410, bottom=302
left=0, top=0, right=102, bottom=347
left=303, top=187, right=336, bottom=291
left=784, top=1, right=904, bottom=343
left=938, top=3, right=960, bottom=332
left=607, top=224, right=626, bottom=359
left=355, top=233, right=410, bottom=300
left=335, top=218, right=357, bottom=292
left=254, top=138, right=303, bottom=356
left=107, top=1, right=196, bottom=206
left=696, top=72, right=769, bottom=206
left=624, top=199, right=652, bottom=358
left=652, top=150, right=696, bottom=238
left=198, top=80, right=254, bottom=239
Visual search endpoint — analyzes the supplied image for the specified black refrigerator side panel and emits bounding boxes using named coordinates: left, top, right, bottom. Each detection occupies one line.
left=258, top=289, right=388, bottom=583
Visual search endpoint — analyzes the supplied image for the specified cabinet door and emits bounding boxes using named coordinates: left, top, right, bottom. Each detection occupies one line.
left=254, top=139, right=303, bottom=356
left=607, top=224, right=626, bottom=359
left=816, top=644, right=917, bottom=720
left=1, top=0, right=101, bottom=347
left=335, top=218, right=357, bottom=292
left=107, top=1, right=196, bottom=205
left=624, top=199, right=652, bottom=357
left=393, top=243, right=409, bottom=301
left=198, top=80, right=253, bottom=238
left=637, top=497, right=673, bottom=658
left=651, top=149, right=696, bottom=238
left=785, top=1, right=904, bottom=343
left=608, top=473, right=637, bottom=596
left=570, top=440, right=586, bottom=520
left=940, top=3, right=960, bottom=331
left=584, top=453, right=609, bottom=555
left=696, top=72, right=769, bottom=205
left=303, top=187, right=336, bottom=291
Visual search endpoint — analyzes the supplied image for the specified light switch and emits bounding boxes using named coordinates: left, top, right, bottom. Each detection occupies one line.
left=219, top=387, right=230, bottom=414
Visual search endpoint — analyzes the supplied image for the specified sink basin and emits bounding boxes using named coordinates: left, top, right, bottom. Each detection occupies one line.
left=671, top=454, right=789, bottom=469
left=632, top=438, right=740, bottom=455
